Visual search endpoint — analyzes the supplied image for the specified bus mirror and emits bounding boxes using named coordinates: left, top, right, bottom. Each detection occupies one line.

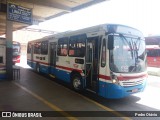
left=108, top=35, right=114, bottom=50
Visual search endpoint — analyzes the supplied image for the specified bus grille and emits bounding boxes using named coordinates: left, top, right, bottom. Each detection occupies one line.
left=120, top=79, right=144, bottom=87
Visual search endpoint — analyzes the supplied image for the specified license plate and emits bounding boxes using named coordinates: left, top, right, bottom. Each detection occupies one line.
left=132, top=88, right=138, bottom=92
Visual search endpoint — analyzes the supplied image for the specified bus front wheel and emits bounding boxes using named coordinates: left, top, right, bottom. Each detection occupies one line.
left=72, top=74, right=82, bottom=91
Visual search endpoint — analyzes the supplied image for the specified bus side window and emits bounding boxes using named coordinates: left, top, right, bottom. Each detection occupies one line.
left=27, top=43, right=31, bottom=54
left=41, top=41, right=48, bottom=55
left=0, top=56, right=3, bottom=63
left=69, top=34, right=86, bottom=57
left=57, top=37, right=68, bottom=56
left=158, top=49, right=160, bottom=56
left=101, top=39, right=106, bottom=67
left=34, top=42, right=41, bottom=54
left=147, top=49, right=158, bottom=57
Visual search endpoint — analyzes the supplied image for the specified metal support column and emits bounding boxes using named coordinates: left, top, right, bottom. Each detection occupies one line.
left=6, top=20, right=13, bottom=80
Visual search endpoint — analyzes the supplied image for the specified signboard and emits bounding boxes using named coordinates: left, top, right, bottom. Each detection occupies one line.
left=7, top=3, right=32, bottom=25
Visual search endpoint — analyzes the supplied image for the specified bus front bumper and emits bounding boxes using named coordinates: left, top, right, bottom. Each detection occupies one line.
left=105, top=79, right=147, bottom=99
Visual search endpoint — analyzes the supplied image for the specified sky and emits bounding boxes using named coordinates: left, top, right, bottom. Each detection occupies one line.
left=34, top=0, right=160, bottom=37
left=10, top=0, right=160, bottom=42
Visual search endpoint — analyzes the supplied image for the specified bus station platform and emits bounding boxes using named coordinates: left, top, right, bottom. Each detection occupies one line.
left=147, top=67, right=160, bottom=76
left=0, top=67, right=128, bottom=120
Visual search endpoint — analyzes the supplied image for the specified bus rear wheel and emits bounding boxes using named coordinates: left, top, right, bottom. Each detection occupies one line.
left=72, top=74, right=82, bottom=91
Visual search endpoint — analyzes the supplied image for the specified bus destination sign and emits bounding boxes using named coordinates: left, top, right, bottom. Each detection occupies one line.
left=7, top=3, right=32, bottom=25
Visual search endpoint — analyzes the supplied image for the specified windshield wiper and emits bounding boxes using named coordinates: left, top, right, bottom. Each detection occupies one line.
left=119, top=34, right=141, bottom=72
left=119, top=34, right=134, bottom=59
left=131, top=38, right=142, bottom=72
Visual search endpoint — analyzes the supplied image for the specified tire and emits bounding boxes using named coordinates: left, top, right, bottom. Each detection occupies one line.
left=72, top=74, right=82, bottom=91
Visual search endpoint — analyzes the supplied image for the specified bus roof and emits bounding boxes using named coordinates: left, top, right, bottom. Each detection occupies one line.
left=53, top=23, right=143, bottom=38
left=28, top=23, right=144, bottom=43
left=145, top=36, right=160, bottom=45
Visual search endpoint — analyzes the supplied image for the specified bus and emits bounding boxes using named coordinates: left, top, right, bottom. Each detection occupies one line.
left=27, top=24, right=148, bottom=99
left=0, top=38, right=21, bottom=79
left=12, top=41, right=21, bottom=64
left=145, top=36, right=160, bottom=67
left=145, top=36, right=160, bottom=45
left=0, top=38, right=6, bottom=79
left=146, top=45, right=160, bottom=67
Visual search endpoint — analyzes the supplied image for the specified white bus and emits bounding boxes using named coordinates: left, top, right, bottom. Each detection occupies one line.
left=0, top=38, right=6, bottom=79
left=0, top=38, right=21, bottom=79
left=27, top=24, right=148, bottom=99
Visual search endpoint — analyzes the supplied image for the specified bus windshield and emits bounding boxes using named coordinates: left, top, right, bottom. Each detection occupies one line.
left=109, top=34, right=147, bottom=73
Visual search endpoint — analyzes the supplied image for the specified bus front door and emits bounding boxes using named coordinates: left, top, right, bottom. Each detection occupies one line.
left=31, top=45, right=34, bottom=68
left=49, top=42, right=57, bottom=73
left=85, top=37, right=100, bottom=92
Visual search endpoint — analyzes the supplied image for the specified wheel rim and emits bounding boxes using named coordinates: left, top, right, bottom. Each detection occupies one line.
left=73, top=78, right=81, bottom=90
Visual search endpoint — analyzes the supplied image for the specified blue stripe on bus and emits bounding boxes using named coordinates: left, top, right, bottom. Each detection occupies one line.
left=39, top=65, right=49, bottom=74
left=27, top=61, right=32, bottom=67
left=98, top=81, right=107, bottom=98
left=0, top=74, right=7, bottom=80
left=27, top=61, right=71, bottom=83
left=27, top=60, right=36, bottom=69
left=38, top=64, right=70, bottom=82
left=50, top=67, right=70, bottom=83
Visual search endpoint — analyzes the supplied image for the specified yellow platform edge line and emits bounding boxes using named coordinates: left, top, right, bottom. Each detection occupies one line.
left=76, top=92, right=132, bottom=120
left=13, top=82, right=77, bottom=120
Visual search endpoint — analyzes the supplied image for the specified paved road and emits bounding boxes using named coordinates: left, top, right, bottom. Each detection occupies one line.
left=80, top=75, right=160, bottom=120
left=16, top=59, right=160, bottom=119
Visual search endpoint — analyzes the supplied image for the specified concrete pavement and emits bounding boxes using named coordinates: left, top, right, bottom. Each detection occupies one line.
left=147, top=67, right=160, bottom=77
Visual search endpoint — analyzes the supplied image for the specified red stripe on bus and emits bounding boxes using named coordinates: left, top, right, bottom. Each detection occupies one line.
left=99, top=74, right=111, bottom=81
left=27, top=59, right=49, bottom=65
left=117, top=74, right=147, bottom=81
left=28, top=59, right=147, bottom=81
left=99, top=74, right=147, bottom=81
left=28, top=59, right=83, bottom=73
left=56, top=65, right=83, bottom=73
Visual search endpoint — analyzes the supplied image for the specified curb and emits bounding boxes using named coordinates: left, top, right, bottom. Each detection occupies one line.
left=147, top=67, right=160, bottom=76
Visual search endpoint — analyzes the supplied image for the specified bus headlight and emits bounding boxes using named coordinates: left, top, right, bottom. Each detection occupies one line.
left=111, top=74, right=119, bottom=85
left=112, top=79, right=117, bottom=83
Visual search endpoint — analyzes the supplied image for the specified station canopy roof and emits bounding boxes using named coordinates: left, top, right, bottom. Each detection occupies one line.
left=0, top=0, right=107, bottom=36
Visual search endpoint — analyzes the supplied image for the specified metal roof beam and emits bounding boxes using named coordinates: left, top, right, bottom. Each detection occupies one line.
left=33, top=15, right=45, bottom=22
left=0, top=25, right=5, bottom=29
left=0, top=22, right=5, bottom=26
left=46, top=11, right=68, bottom=20
left=72, top=0, right=107, bottom=11
left=0, top=12, right=6, bottom=19
left=0, top=18, right=6, bottom=22
left=15, top=0, right=72, bottom=12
